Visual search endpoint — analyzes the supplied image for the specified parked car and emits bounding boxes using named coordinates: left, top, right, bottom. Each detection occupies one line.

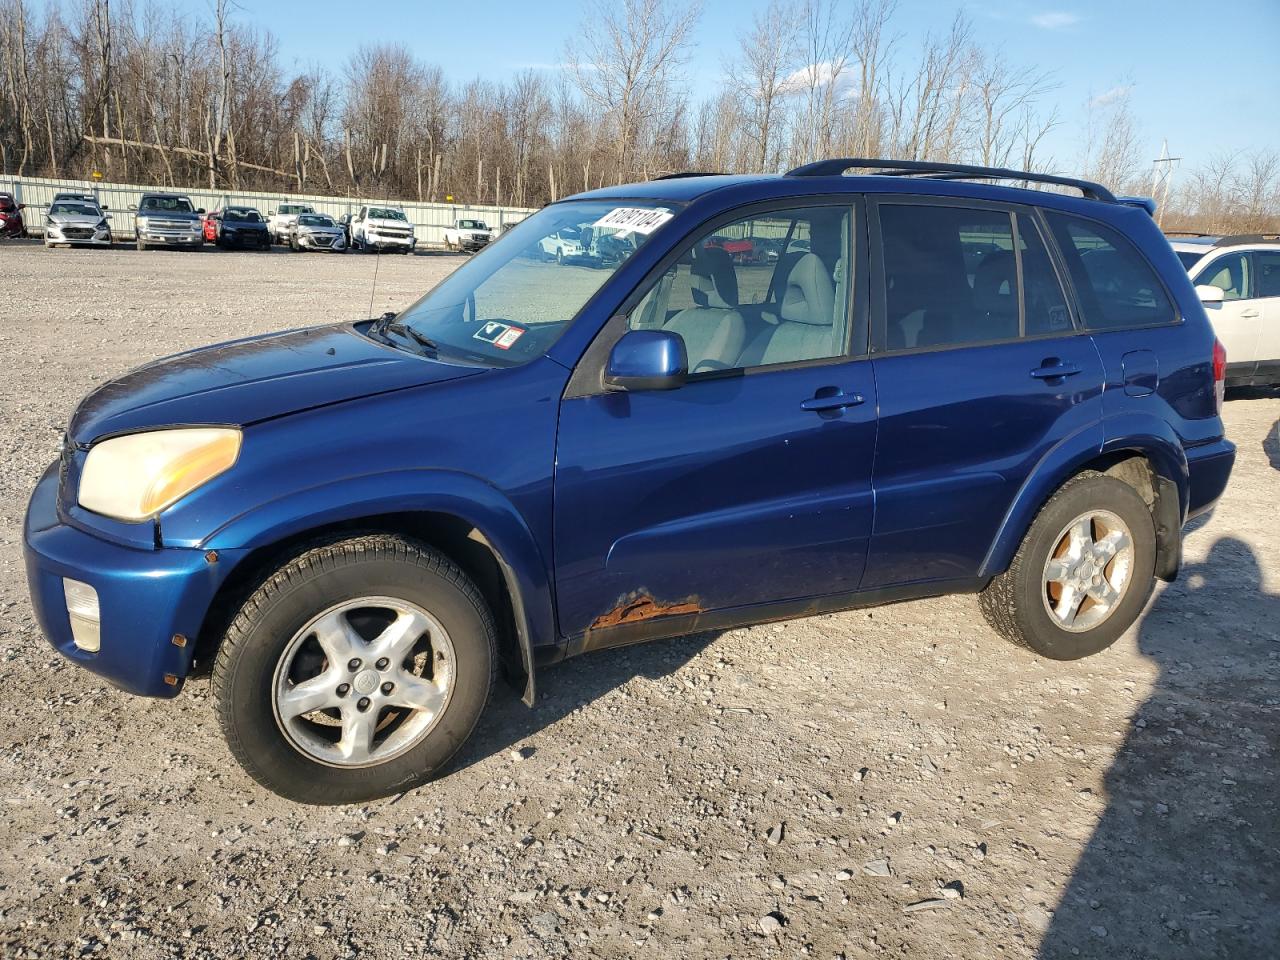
left=267, top=203, right=316, bottom=244
left=203, top=206, right=271, bottom=249
left=0, top=192, right=25, bottom=238
left=537, top=225, right=585, bottom=263
left=349, top=205, right=415, bottom=253
left=43, top=197, right=112, bottom=248
left=132, top=193, right=204, bottom=251
left=24, top=158, right=1235, bottom=804
left=286, top=213, right=347, bottom=252
left=1172, top=234, right=1280, bottom=387
left=443, top=218, right=495, bottom=253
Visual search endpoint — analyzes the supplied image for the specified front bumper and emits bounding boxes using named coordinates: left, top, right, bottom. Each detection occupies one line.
left=46, top=227, right=111, bottom=246
left=139, top=229, right=203, bottom=245
left=298, top=233, right=346, bottom=250
left=23, top=463, right=241, bottom=697
left=1185, top=437, right=1236, bottom=520
left=365, top=232, right=415, bottom=250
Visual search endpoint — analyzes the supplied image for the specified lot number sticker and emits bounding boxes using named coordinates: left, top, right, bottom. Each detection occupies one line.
left=592, top=207, right=674, bottom=236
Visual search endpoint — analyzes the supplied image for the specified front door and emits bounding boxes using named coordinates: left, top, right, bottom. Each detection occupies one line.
left=1194, top=249, right=1260, bottom=381
left=553, top=200, right=878, bottom=640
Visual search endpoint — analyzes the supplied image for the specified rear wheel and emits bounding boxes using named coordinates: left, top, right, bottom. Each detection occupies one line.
left=212, top=535, right=497, bottom=804
left=979, top=471, right=1156, bottom=660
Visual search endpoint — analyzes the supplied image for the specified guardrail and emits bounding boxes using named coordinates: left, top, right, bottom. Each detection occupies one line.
left=0, top=175, right=537, bottom=245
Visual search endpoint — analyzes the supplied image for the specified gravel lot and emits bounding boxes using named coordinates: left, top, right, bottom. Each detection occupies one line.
left=0, top=239, right=1276, bottom=959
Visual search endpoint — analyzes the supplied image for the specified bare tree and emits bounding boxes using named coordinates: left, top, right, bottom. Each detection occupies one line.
left=725, top=0, right=798, bottom=172
left=570, top=0, right=702, bottom=183
left=1083, top=83, right=1142, bottom=191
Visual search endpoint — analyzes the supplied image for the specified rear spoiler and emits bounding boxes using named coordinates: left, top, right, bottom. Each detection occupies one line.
left=1117, top=196, right=1157, bottom=216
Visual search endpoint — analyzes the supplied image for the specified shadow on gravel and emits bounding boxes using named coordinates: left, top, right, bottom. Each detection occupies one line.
left=1038, top=538, right=1280, bottom=959
left=447, top=631, right=720, bottom=776
left=1265, top=420, right=1280, bottom=472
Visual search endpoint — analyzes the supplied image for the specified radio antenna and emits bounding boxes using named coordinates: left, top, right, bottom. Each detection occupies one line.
left=367, top=242, right=381, bottom=320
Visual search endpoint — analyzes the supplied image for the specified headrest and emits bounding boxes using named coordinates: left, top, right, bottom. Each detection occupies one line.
left=690, top=246, right=738, bottom=309
left=780, top=253, right=835, bottom=326
left=972, top=250, right=1017, bottom=315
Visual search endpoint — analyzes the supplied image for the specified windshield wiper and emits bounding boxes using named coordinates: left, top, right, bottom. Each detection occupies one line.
left=376, top=315, right=441, bottom=356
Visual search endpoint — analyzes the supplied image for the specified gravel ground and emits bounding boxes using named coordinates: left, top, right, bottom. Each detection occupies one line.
left=0, top=239, right=1276, bottom=959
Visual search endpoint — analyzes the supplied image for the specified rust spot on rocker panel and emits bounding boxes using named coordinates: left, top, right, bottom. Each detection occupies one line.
left=590, top=591, right=705, bottom=631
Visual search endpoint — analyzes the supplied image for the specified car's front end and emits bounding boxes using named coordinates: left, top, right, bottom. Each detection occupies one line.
left=136, top=206, right=204, bottom=247
left=363, top=214, right=416, bottom=252
left=44, top=209, right=112, bottom=247
left=0, top=196, right=25, bottom=238
left=293, top=219, right=347, bottom=252
left=218, top=212, right=271, bottom=249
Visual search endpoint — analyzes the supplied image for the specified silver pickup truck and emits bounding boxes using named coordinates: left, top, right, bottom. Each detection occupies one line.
left=132, top=193, right=205, bottom=251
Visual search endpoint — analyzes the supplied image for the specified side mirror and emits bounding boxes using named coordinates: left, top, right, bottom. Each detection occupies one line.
left=17, top=203, right=25, bottom=210
left=101, top=204, right=108, bottom=210
left=196, top=208, right=205, bottom=215
left=128, top=204, right=138, bottom=212
left=1196, top=285, right=1225, bottom=304
left=605, top=329, right=688, bottom=392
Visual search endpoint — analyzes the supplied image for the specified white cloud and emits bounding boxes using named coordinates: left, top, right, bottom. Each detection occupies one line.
left=778, top=61, right=858, bottom=98
left=1031, top=11, right=1081, bottom=29
left=1089, top=84, right=1133, bottom=107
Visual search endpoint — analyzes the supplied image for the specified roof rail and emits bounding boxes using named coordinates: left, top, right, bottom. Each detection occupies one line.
left=651, top=171, right=726, bottom=180
left=1164, top=230, right=1216, bottom=238
left=1212, top=233, right=1280, bottom=247
left=785, top=158, right=1117, bottom=203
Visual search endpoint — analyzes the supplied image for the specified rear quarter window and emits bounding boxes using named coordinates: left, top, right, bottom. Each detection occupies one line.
left=1046, top=213, right=1176, bottom=330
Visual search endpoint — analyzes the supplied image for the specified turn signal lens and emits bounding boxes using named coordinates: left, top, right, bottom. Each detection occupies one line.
left=63, top=578, right=101, bottom=653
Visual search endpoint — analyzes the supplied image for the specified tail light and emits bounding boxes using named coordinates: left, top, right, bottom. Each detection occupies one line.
left=1212, top=337, right=1226, bottom=413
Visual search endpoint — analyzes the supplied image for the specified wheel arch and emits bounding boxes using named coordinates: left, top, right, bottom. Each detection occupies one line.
left=980, top=418, right=1189, bottom=583
left=190, top=474, right=555, bottom=706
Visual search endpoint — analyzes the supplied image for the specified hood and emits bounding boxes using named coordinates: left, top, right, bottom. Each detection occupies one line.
left=138, top=209, right=200, bottom=221
left=50, top=213, right=104, bottom=226
left=68, top=324, right=483, bottom=443
left=224, top=219, right=268, bottom=231
left=299, top=224, right=343, bottom=234
left=367, top=217, right=412, bottom=228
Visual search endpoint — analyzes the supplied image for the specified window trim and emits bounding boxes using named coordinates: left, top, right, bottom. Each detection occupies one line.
left=1192, top=250, right=1256, bottom=301
left=564, top=194, right=869, bottom=399
left=867, top=195, right=1085, bottom=358
left=1041, top=208, right=1183, bottom=334
left=1253, top=249, right=1280, bottom=299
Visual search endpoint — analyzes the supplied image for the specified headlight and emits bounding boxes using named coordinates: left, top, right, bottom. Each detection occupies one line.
left=136, top=217, right=149, bottom=229
left=78, top=428, right=241, bottom=521
left=96, top=219, right=108, bottom=230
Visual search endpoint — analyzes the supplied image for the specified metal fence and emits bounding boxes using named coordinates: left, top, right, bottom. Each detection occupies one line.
left=0, top=175, right=538, bottom=245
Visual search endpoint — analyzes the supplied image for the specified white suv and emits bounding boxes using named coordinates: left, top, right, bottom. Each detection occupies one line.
left=1174, top=235, right=1280, bottom=387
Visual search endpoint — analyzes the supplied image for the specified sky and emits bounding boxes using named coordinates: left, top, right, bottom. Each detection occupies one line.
left=190, top=0, right=1279, bottom=178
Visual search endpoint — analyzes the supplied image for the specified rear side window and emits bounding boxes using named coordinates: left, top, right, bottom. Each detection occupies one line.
left=1046, top=213, right=1176, bottom=330
left=1255, top=251, right=1280, bottom=298
left=878, top=204, right=1072, bottom=350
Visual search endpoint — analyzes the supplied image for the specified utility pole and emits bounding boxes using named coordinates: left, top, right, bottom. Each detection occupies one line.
left=1151, top=140, right=1181, bottom=229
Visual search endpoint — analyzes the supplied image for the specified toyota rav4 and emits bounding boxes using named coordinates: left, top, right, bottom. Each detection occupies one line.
left=24, top=159, right=1235, bottom=804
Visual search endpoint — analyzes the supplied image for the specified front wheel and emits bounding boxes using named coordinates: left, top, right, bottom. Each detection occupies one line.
left=136, top=237, right=146, bottom=251
left=213, top=535, right=497, bottom=804
left=979, top=471, right=1156, bottom=660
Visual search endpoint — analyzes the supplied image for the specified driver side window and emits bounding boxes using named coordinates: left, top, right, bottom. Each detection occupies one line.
left=628, top=205, right=855, bottom=374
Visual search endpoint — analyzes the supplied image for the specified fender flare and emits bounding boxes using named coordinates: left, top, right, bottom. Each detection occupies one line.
left=979, top=415, right=1190, bottom=579
left=199, top=469, right=554, bottom=706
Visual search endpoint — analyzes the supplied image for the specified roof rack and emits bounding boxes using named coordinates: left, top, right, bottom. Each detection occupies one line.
left=1212, top=233, right=1280, bottom=247
left=785, top=158, right=1117, bottom=203
left=1164, top=230, right=1216, bottom=238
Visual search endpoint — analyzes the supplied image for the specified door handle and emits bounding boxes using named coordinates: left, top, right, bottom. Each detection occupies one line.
left=1030, top=360, right=1082, bottom=380
left=1240, top=309, right=1261, bottom=318
left=801, top=391, right=865, bottom=412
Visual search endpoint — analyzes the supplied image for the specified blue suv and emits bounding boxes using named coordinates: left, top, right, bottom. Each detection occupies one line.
left=24, top=159, right=1236, bottom=803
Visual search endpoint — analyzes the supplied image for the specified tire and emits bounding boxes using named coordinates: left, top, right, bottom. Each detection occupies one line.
left=136, top=237, right=146, bottom=251
left=979, top=471, right=1156, bottom=660
left=213, top=534, right=497, bottom=804
left=556, top=248, right=564, bottom=265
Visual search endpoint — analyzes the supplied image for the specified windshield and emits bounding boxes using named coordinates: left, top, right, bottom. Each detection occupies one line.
left=459, top=219, right=488, bottom=230
left=226, top=208, right=262, bottom=222
left=140, top=196, right=194, bottom=213
left=0, top=195, right=14, bottom=211
left=280, top=204, right=311, bottom=215
left=368, top=207, right=407, bottom=221
left=50, top=202, right=97, bottom=217
left=387, top=200, right=674, bottom=367
left=298, top=214, right=334, bottom=227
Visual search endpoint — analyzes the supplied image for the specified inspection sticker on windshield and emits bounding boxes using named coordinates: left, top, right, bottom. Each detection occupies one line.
left=592, top=207, right=674, bottom=236
left=474, top=321, right=525, bottom=350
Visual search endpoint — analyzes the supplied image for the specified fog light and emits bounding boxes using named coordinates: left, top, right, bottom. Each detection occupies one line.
left=63, top=578, right=101, bottom=653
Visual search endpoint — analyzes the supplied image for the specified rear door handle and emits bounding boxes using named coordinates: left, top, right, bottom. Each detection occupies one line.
left=801, top=391, right=865, bottom=412
left=1240, top=309, right=1261, bottom=318
left=1030, top=361, right=1082, bottom=380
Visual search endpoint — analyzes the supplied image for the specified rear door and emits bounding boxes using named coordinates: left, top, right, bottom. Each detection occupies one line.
left=1191, top=249, right=1260, bottom=381
left=1252, top=249, right=1280, bottom=380
left=864, top=198, right=1105, bottom=588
